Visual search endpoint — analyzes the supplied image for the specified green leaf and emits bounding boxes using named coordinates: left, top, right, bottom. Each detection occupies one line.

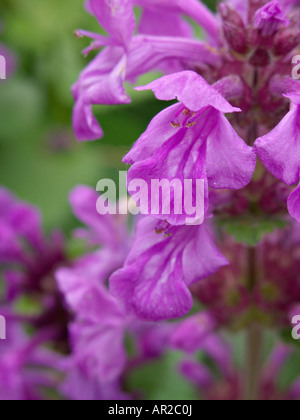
left=127, top=352, right=199, bottom=400
left=219, top=217, right=287, bottom=246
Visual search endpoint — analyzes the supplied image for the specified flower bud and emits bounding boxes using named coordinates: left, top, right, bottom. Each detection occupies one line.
left=274, top=28, right=300, bottom=55
left=218, top=3, right=248, bottom=54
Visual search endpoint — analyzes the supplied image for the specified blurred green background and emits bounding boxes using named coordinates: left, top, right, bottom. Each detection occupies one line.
left=0, top=0, right=217, bottom=233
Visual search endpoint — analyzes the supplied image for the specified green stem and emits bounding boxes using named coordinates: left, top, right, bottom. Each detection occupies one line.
left=244, top=246, right=263, bottom=400
left=245, top=323, right=263, bottom=401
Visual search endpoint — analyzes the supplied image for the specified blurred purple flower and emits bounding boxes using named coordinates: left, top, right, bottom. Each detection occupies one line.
left=110, top=217, right=228, bottom=321
left=72, top=0, right=221, bottom=140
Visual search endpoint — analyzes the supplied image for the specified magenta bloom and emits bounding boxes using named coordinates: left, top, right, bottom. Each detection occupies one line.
left=56, top=186, right=130, bottom=310
left=56, top=185, right=132, bottom=382
left=72, top=0, right=221, bottom=141
left=60, top=363, right=130, bottom=401
left=110, top=217, right=228, bottom=321
left=0, top=187, right=65, bottom=302
left=123, top=71, right=256, bottom=224
left=57, top=184, right=175, bottom=390
left=255, top=93, right=300, bottom=222
left=0, top=321, right=60, bottom=401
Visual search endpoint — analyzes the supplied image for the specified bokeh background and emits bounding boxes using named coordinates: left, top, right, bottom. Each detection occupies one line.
left=1, top=0, right=299, bottom=399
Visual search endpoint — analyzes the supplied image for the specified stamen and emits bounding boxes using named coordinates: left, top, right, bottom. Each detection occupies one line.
left=186, top=121, right=196, bottom=128
left=155, top=220, right=171, bottom=235
left=170, top=107, right=192, bottom=128
left=170, top=108, right=199, bottom=129
left=184, top=109, right=205, bottom=128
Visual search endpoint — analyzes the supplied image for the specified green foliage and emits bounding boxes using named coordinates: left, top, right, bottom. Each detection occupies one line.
left=128, top=352, right=199, bottom=400
left=219, top=217, right=287, bottom=246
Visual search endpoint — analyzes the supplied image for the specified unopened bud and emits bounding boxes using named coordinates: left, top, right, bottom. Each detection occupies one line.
left=274, top=29, right=300, bottom=55
left=218, top=3, right=248, bottom=54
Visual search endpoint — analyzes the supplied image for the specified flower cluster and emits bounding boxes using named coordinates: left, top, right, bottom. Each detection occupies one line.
left=1, top=187, right=300, bottom=400
left=72, top=0, right=300, bottom=321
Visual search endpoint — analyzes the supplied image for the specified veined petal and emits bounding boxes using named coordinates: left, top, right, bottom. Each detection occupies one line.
left=73, top=38, right=220, bottom=141
left=125, top=103, right=254, bottom=224
left=110, top=217, right=228, bottom=321
left=126, top=126, right=209, bottom=225
left=287, top=183, right=300, bottom=222
left=255, top=105, right=300, bottom=186
left=127, top=37, right=221, bottom=81
left=72, top=98, right=104, bottom=142
left=206, top=112, right=257, bottom=189
left=72, top=49, right=130, bottom=141
left=137, top=9, right=194, bottom=74
left=135, top=71, right=240, bottom=113
left=124, top=104, right=182, bottom=164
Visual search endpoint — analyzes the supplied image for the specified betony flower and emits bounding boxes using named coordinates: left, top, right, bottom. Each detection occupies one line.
left=56, top=186, right=130, bottom=314
left=0, top=187, right=66, bottom=308
left=255, top=93, right=300, bottom=222
left=110, top=216, right=228, bottom=321
left=60, top=362, right=130, bottom=401
left=124, top=71, right=256, bottom=225
left=57, top=185, right=175, bottom=389
left=72, top=0, right=221, bottom=141
left=0, top=321, right=61, bottom=401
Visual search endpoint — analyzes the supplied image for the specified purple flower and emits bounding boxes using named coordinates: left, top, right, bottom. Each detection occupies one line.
left=58, top=258, right=175, bottom=398
left=56, top=185, right=132, bottom=381
left=56, top=185, right=130, bottom=311
left=60, top=361, right=130, bottom=401
left=65, top=283, right=129, bottom=382
left=0, top=321, right=61, bottom=400
left=72, top=1, right=221, bottom=141
left=123, top=71, right=256, bottom=224
left=110, top=216, right=228, bottom=321
left=169, top=312, right=216, bottom=354
left=57, top=185, right=175, bottom=390
left=255, top=93, right=300, bottom=222
left=0, top=187, right=66, bottom=302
